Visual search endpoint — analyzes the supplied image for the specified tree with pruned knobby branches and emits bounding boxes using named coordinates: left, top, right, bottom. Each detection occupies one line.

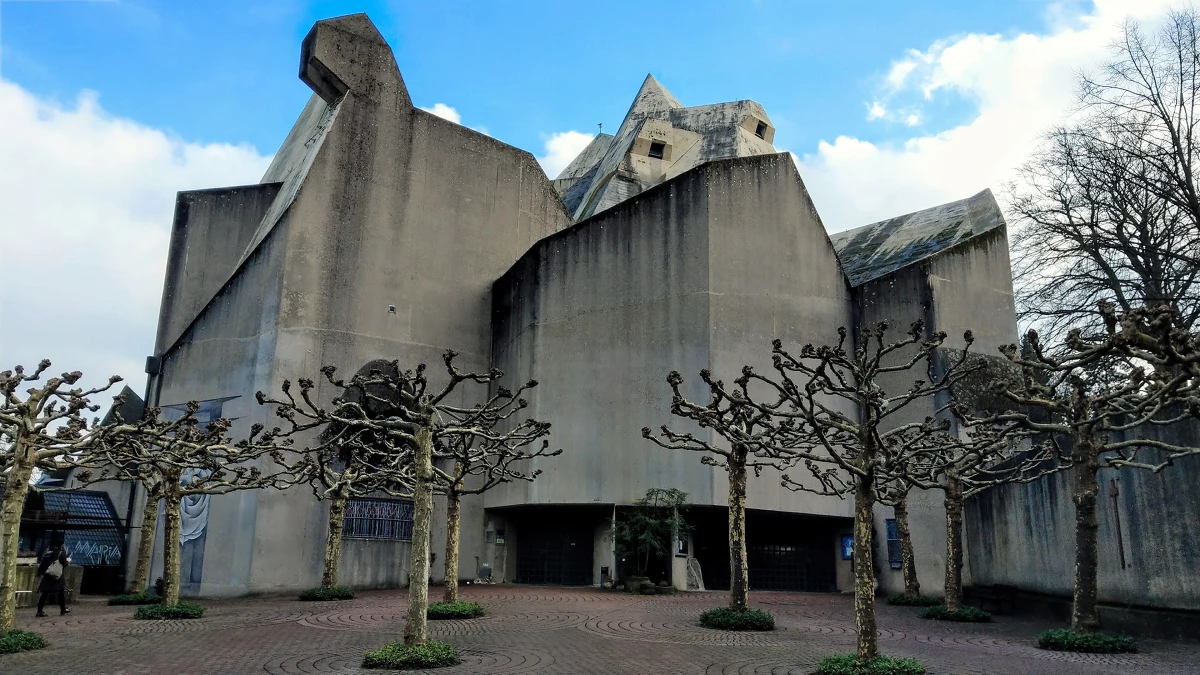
left=73, top=404, right=302, bottom=607
left=986, top=302, right=1200, bottom=632
left=0, top=361, right=128, bottom=632
left=257, top=366, right=415, bottom=592
left=258, top=350, right=553, bottom=647
left=430, top=397, right=557, bottom=603
left=900, top=419, right=1065, bottom=613
left=642, top=370, right=796, bottom=614
left=753, top=321, right=1003, bottom=661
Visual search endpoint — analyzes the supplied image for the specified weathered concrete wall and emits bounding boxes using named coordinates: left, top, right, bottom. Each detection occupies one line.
left=154, top=184, right=283, bottom=352
left=491, top=154, right=857, bottom=519
left=705, top=154, right=855, bottom=515
left=968, top=422, right=1200, bottom=612
left=247, top=16, right=570, bottom=595
left=340, top=538, right=412, bottom=589
left=855, top=226, right=1018, bottom=599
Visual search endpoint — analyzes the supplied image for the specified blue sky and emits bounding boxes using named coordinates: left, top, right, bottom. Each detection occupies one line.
left=3, top=0, right=1059, bottom=163
left=0, top=0, right=1178, bottom=390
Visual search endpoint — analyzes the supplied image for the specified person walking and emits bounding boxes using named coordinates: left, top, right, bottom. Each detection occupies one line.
left=36, top=542, right=71, bottom=617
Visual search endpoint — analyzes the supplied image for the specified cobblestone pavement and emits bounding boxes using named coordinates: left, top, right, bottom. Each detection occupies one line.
left=3, top=586, right=1198, bottom=674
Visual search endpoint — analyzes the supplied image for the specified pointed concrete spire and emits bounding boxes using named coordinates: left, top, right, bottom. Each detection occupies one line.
left=626, top=74, right=684, bottom=117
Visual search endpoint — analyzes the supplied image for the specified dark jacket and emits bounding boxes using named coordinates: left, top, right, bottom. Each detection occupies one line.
left=37, top=547, right=68, bottom=592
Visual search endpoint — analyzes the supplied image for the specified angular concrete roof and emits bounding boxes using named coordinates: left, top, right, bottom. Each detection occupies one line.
left=830, top=189, right=1005, bottom=287
left=554, top=74, right=777, bottom=221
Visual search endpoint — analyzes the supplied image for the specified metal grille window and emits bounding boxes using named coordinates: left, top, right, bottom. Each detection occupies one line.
left=343, top=498, right=413, bottom=541
left=885, top=519, right=902, bottom=569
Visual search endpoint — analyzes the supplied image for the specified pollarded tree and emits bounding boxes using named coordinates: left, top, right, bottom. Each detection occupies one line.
left=643, top=369, right=810, bottom=614
left=757, top=321, right=995, bottom=661
left=902, top=421, right=1063, bottom=613
left=0, top=361, right=124, bottom=632
left=875, top=480, right=920, bottom=599
left=431, top=390, right=558, bottom=602
left=76, top=403, right=301, bottom=607
left=990, top=302, right=1200, bottom=632
left=258, top=350, right=549, bottom=648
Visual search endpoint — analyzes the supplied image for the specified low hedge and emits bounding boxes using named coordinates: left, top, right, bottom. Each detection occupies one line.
left=698, top=607, right=775, bottom=631
left=299, top=586, right=356, bottom=601
left=0, top=629, right=47, bottom=655
left=816, top=654, right=925, bottom=675
left=133, top=601, right=206, bottom=620
left=427, top=601, right=484, bottom=619
left=362, top=641, right=459, bottom=669
left=1037, top=628, right=1138, bottom=653
left=886, top=594, right=943, bottom=607
left=108, top=592, right=162, bottom=606
left=919, top=604, right=991, bottom=622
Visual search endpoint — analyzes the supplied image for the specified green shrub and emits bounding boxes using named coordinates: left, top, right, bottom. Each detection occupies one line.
left=1037, top=628, right=1138, bottom=653
left=133, top=601, right=206, bottom=620
left=0, top=629, right=47, bottom=655
left=362, top=641, right=459, bottom=669
left=886, top=594, right=942, bottom=607
left=698, top=607, right=775, bottom=631
left=427, top=601, right=484, bottom=619
left=299, top=586, right=356, bottom=601
left=107, top=591, right=162, bottom=606
left=816, top=654, right=926, bottom=675
left=920, top=604, right=991, bottom=622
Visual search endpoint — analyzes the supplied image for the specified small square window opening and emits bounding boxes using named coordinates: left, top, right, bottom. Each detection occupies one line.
left=754, top=121, right=768, bottom=139
left=648, top=141, right=666, bottom=159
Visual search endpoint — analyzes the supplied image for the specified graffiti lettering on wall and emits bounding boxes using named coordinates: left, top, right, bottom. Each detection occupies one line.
left=69, top=540, right=123, bottom=566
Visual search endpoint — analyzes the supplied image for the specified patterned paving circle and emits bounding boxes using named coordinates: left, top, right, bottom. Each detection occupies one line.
left=263, top=646, right=556, bottom=675
left=579, top=618, right=802, bottom=646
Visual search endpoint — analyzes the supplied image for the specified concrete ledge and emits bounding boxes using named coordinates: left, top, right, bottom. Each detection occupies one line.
left=964, top=586, right=1200, bottom=642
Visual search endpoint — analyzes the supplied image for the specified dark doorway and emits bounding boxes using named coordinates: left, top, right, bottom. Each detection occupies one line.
left=688, top=507, right=844, bottom=593
left=509, top=508, right=597, bottom=586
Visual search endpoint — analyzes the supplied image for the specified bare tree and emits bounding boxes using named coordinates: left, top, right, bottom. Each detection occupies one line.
left=902, top=423, right=1063, bottom=613
left=0, top=362, right=123, bottom=632
left=76, top=404, right=300, bottom=607
left=875, top=481, right=920, bottom=599
left=988, top=303, right=1200, bottom=632
left=756, top=322, right=989, bottom=661
left=642, top=370, right=794, bottom=614
left=431, top=389, right=557, bottom=602
left=1011, top=10, right=1200, bottom=339
left=259, top=351, right=548, bottom=647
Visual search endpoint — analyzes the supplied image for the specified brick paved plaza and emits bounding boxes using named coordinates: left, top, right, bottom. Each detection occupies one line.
left=3, top=586, right=1198, bottom=674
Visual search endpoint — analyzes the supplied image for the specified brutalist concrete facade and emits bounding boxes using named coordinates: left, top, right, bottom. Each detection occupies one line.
left=128, top=13, right=1020, bottom=599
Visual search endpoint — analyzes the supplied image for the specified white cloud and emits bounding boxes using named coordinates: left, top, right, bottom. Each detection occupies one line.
left=866, top=101, right=887, bottom=121
left=794, top=0, right=1179, bottom=233
left=536, top=131, right=595, bottom=178
left=0, top=80, right=272, bottom=396
left=905, top=114, right=920, bottom=127
left=419, top=102, right=462, bottom=124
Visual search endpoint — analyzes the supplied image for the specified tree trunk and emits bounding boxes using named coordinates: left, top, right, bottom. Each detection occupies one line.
left=893, top=494, right=920, bottom=597
left=132, top=489, right=159, bottom=593
left=727, top=448, right=750, bottom=613
left=1071, top=437, right=1101, bottom=632
left=852, top=473, right=879, bottom=660
left=442, top=489, right=461, bottom=603
left=404, top=425, right=435, bottom=646
left=0, top=441, right=34, bottom=633
left=322, top=493, right=347, bottom=589
left=943, top=478, right=965, bottom=612
left=162, top=491, right=183, bottom=606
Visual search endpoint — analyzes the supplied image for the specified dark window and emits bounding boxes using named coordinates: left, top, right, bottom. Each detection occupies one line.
left=648, top=141, right=666, bottom=159
left=885, top=519, right=902, bottom=569
left=343, top=497, right=413, bottom=540
left=754, top=121, right=768, bottom=139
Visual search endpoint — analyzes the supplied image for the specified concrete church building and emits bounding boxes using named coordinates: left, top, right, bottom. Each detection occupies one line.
left=115, top=13, right=1016, bottom=599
